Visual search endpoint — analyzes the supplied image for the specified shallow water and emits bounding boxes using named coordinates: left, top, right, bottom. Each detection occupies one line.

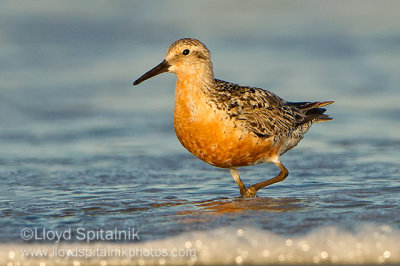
left=1, top=1, right=400, bottom=265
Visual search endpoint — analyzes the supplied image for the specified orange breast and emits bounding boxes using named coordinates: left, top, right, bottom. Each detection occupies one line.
left=173, top=79, right=279, bottom=168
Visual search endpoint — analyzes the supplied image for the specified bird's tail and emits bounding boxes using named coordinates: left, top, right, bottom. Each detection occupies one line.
left=289, top=101, right=334, bottom=124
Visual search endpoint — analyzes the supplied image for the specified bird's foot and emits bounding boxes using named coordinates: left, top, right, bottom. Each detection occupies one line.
left=242, top=186, right=258, bottom=198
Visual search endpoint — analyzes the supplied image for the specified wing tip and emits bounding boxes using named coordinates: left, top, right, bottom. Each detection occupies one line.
left=317, top=101, right=335, bottom=107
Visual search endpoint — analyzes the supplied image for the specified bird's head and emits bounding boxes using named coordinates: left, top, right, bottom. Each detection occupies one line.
left=133, top=38, right=212, bottom=86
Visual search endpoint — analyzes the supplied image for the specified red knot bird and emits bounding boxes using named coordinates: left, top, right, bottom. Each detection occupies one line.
left=133, top=38, right=333, bottom=198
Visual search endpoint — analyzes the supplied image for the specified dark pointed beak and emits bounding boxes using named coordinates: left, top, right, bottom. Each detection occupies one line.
left=133, top=60, right=170, bottom=86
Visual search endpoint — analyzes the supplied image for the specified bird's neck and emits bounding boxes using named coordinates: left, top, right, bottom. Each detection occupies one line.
left=173, top=64, right=215, bottom=125
left=174, top=64, right=215, bottom=98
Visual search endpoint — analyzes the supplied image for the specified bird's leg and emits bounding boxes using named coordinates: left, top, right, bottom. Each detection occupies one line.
left=245, top=160, right=289, bottom=198
left=229, top=168, right=247, bottom=197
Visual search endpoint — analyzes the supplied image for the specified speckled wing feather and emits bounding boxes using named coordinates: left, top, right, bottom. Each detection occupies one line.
left=208, top=79, right=304, bottom=138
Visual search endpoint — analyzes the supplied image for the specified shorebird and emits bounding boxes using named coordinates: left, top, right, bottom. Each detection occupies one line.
left=133, top=38, right=333, bottom=198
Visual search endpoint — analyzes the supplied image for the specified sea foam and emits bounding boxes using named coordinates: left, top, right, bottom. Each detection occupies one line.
left=1, top=224, right=399, bottom=265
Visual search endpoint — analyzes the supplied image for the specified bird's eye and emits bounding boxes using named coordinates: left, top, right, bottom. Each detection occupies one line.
left=182, top=49, right=190, bottom=55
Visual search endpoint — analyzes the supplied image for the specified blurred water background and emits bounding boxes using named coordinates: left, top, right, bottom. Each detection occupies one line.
left=0, top=0, right=399, bottom=264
